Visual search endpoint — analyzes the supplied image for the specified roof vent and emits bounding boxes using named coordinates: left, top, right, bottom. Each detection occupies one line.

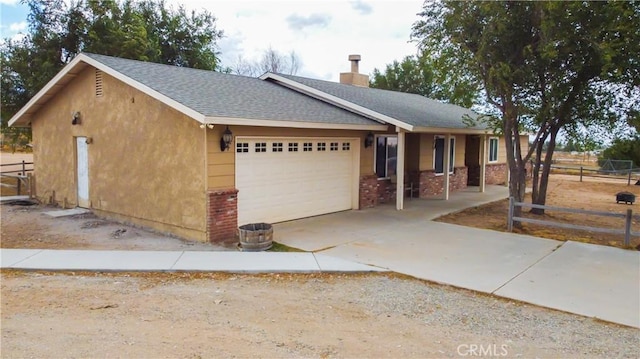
left=339, top=54, right=369, bottom=87
left=95, top=69, right=103, bottom=97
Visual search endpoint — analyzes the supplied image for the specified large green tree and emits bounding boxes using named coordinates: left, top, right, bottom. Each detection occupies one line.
left=369, top=53, right=480, bottom=108
left=1, top=0, right=223, bottom=141
left=412, top=1, right=640, bottom=216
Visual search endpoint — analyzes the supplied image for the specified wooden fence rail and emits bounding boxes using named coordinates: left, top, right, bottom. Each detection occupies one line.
left=508, top=197, right=639, bottom=246
left=0, top=160, right=34, bottom=175
left=547, top=165, right=639, bottom=185
left=0, top=161, right=34, bottom=196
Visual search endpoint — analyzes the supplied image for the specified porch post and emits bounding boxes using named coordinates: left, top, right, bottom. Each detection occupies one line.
left=443, top=134, right=451, bottom=200
left=396, top=127, right=405, bottom=210
left=479, top=134, right=487, bottom=193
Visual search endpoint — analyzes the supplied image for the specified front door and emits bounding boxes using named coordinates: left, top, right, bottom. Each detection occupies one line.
left=76, top=137, right=90, bottom=208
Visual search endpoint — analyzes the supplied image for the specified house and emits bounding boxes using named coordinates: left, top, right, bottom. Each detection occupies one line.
left=8, top=53, right=527, bottom=244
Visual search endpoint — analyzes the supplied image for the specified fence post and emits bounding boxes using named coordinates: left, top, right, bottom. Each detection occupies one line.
left=624, top=209, right=632, bottom=247
left=627, top=169, right=632, bottom=186
left=21, top=160, right=25, bottom=176
left=507, top=197, right=514, bottom=232
left=580, top=167, right=583, bottom=182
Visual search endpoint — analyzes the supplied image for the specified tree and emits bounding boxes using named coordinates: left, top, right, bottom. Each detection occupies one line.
left=412, top=1, right=640, bottom=218
left=1, top=0, right=224, bottom=142
left=231, top=47, right=301, bottom=77
left=370, top=53, right=480, bottom=108
left=599, top=135, right=640, bottom=168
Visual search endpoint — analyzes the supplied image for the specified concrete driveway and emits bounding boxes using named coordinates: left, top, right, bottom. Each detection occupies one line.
left=274, top=186, right=640, bottom=328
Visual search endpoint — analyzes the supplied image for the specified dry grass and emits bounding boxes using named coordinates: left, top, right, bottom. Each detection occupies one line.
left=437, top=174, right=640, bottom=250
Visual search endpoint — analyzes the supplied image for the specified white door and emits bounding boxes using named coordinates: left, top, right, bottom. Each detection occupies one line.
left=76, top=137, right=90, bottom=208
left=236, top=138, right=356, bottom=225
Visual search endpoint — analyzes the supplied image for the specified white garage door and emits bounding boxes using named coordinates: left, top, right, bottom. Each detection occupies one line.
left=236, top=138, right=356, bottom=225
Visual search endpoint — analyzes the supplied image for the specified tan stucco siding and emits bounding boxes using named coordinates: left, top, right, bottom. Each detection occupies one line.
left=489, top=135, right=529, bottom=164
left=417, top=134, right=465, bottom=171
left=206, top=126, right=369, bottom=189
left=30, top=66, right=207, bottom=241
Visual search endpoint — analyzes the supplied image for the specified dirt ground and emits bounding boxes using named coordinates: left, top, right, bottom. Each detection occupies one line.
left=437, top=174, right=640, bottom=249
left=2, top=270, right=639, bottom=358
left=0, top=203, right=229, bottom=251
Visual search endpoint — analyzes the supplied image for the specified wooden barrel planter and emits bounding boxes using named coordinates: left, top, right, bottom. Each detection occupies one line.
left=238, top=223, right=273, bottom=251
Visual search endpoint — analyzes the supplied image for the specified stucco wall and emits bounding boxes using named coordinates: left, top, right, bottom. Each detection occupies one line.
left=417, top=134, right=466, bottom=171
left=30, top=66, right=207, bottom=241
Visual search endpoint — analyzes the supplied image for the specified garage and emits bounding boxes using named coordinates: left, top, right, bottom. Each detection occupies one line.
left=236, top=137, right=358, bottom=225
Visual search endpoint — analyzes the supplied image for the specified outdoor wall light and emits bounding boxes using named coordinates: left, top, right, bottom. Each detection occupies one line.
left=199, top=123, right=214, bottom=129
left=364, top=131, right=374, bottom=148
left=220, top=126, right=233, bottom=151
left=71, top=111, right=81, bottom=125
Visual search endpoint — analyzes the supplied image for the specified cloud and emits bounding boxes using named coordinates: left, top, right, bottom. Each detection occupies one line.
left=9, top=21, right=26, bottom=32
left=0, top=0, right=20, bottom=5
left=286, top=13, right=331, bottom=31
left=350, top=0, right=373, bottom=15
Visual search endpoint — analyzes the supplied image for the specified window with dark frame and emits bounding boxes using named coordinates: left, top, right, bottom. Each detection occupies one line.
left=317, top=142, right=326, bottom=151
left=375, top=136, right=398, bottom=178
left=342, top=142, right=350, bottom=151
left=288, top=142, right=298, bottom=152
left=434, top=136, right=455, bottom=174
left=272, top=142, right=283, bottom=152
left=330, top=142, right=338, bottom=151
left=489, top=137, right=499, bottom=162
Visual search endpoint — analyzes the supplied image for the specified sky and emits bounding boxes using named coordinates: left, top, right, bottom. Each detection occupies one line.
left=0, top=0, right=425, bottom=82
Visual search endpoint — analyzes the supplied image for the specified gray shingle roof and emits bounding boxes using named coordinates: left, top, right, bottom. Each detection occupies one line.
left=275, top=74, right=486, bottom=130
left=84, top=53, right=379, bottom=126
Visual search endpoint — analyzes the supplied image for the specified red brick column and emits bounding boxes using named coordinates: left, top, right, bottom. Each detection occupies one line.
left=359, top=175, right=379, bottom=209
left=207, top=189, right=238, bottom=244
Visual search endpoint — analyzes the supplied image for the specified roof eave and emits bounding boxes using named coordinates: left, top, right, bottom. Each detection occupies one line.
left=412, top=126, right=496, bottom=135
left=204, top=116, right=388, bottom=131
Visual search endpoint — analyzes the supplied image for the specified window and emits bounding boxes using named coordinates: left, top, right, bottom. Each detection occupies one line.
left=255, top=142, right=267, bottom=152
left=303, top=142, right=313, bottom=152
left=434, top=136, right=455, bottom=174
left=489, top=137, right=499, bottom=162
left=272, top=142, right=283, bottom=152
left=288, top=142, right=298, bottom=152
left=330, top=142, right=339, bottom=151
left=317, top=142, right=326, bottom=151
left=375, top=136, right=397, bottom=178
left=236, top=143, right=249, bottom=153
left=342, top=142, right=350, bottom=151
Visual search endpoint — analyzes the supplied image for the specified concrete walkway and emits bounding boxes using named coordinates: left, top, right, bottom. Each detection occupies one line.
left=0, top=249, right=386, bottom=273
left=1, top=185, right=639, bottom=328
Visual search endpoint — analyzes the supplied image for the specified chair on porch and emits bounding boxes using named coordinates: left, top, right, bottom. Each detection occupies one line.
left=389, top=174, right=419, bottom=200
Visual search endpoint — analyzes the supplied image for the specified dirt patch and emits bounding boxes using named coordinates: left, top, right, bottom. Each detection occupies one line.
left=436, top=174, right=640, bottom=249
left=0, top=203, right=230, bottom=251
left=2, top=271, right=638, bottom=358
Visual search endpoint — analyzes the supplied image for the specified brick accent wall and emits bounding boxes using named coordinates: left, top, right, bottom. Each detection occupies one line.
left=377, top=179, right=396, bottom=204
left=418, top=167, right=468, bottom=197
left=207, top=189, right=238, bottom=244
left=359, top=175, right=379, bottom=209
left=486, top=163, right=507, bottom=185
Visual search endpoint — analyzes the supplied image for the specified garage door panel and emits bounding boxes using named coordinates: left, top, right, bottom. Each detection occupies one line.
left=236, top=138, right=355, bottom=225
